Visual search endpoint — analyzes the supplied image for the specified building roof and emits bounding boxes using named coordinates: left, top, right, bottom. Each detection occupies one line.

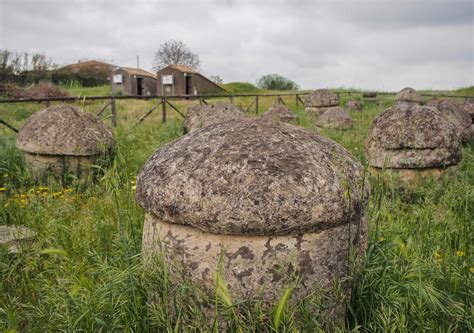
left=120, top=67, right=157, bottom=79
left=167, top=64, right=198, bottom=74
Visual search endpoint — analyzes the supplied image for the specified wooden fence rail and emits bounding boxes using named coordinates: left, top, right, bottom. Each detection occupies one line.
left=1, top=91, right=473, bottom=129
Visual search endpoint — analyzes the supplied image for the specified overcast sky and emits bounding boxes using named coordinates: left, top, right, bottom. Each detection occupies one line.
left=1, top=0, right=473, bottom=90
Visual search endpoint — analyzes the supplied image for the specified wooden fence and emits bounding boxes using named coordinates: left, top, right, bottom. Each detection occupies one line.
left=1, top=90, right=473, bottom=132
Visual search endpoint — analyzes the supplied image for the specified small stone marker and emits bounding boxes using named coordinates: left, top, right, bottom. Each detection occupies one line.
left=262, top=104, right=297, bottom=123
left=183, top=102, right=245, bottom=133
left=316, top=106, right=353, bottom=129
left=365, top=104, right=462, bottom=183
left=16, top=105, right=115, bottom=180
left=394, top=87, right=422, bottom=108
left=346, top=99, right=363, bottom=111
left=304, top=89, right=340, bottom=116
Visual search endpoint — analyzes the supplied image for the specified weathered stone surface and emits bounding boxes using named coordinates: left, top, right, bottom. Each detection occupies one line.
left=23, top=153, right=102, bottom=179
left=137, top=119, right=368, bottom=236
left=427, top=99, right=472, bottom=142
left=262, top=105, right=297, bottom=123
left=0, top=225, right=36, bottom=253
left=346, top=100, right=363, bottom=111
left=369, top=165, right=459, bottom=185
left=183, top=102, right=245, bottom=133
left=362, top=92, right=377, bottom=100
left=394, top=87, right=423, bottom=108
left=305, top=89, right=339, bottom=115
left=142, top=211, right=367, bottom=307
left=16, top=105, right=115, bottom=156
left=316, top=107, right=353, bottom=130
left=365, top=105, right=462, bottom=169
left=138, top=118, right=369, bottom=320
left=463, top=101, right=474, bottom=120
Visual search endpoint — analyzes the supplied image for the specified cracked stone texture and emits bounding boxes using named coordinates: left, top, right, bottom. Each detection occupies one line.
left=142, top=211, right=367, bottom=308
left=16, top=105, right=115, bottom=156
left=346, top=100, right=363, bottom=111
left=316, top=107, right=353, bottom=130
left=183, top=102, right=245, bottom=133
left=394, top=87, right=423, bottom=108
left=365, top=105, right=462, bottom=169
left=136, top=118, right=369, bottom=236
left=427, top=99, right=472, bottom=142
left=262, top=105, right=297, bottom=123
left=463, top=101, right=474, bottom=120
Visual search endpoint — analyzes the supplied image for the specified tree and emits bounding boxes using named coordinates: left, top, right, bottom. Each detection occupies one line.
left=209, top=75, right=223, bottom=84
left=256, top=74, right=300, bottom=91
left=152, top=40, right=200, bottom=72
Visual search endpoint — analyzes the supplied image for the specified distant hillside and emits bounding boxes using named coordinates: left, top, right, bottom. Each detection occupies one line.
left=53, top=60, right=114, bottom=87
left=222, top=82, right=262, bottom=93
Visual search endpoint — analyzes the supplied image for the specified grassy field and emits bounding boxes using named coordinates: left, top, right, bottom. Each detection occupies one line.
left=0, top=86, right=473, bottom=332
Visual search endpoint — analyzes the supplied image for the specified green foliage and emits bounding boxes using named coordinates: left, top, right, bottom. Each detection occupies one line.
left=0, top=92, right=472, bottom=331
left=257, top=74, right=300, bottom=91
left=222, top=82, right=262, bottom=93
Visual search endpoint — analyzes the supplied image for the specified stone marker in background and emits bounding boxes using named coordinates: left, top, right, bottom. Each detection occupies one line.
left=0, top=225, right=36, bottom=253
left=365, top=105, right=462, bottom=184
left=394, top=87, right=423, bottom=108
left=304, top=89, right=340, bottom=116
left=137, top=119, right=369, bottom=324
left=346, top=99, right=363, bottom=111
left=183, top=102, right=245, bottom=133
left=262, top=104, right=297, bottom=123
left=316, top=106, right=353, bottom=130
left=362, top=91, right=377, bottom=101
left=16, top=105, right=115, bottom=180
left=427, top=99, right=472, bottom=142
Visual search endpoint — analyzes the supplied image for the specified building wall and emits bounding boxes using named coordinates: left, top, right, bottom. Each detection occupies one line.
left=157, top=67, right=225, bottom=96
left=111, top=68, right=157, bottom=96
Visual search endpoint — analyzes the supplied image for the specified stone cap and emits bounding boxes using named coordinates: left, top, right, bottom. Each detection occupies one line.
left=16, top=105, right=115, bottom=156
left=304, top=89, right=339, bottom=107
left=365, top=105, right=462, bottom=168
left=316, top=107, right=353, bottom=129
left=183, top=102, right=245, bottom=133
left=395, top=87, right=422, bottom=104
left=137, top=119, right=368, bottom=236
left=262, top=105, right=296, bottom=123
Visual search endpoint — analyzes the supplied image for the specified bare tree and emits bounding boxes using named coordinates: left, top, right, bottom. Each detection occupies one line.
left=209, top=75, right=223, bottom=84
left=152, top=40, right=200, bottom=72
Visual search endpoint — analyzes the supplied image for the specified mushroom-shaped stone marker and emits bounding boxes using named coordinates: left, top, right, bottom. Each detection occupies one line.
left=316, top=106, right=353, bottom=130
left=346, top=99, right=363, bottom=111
left=304, top=89, right=340, bottom=116
left=262, top=104, right=297, bottom=123
left=365, top=105, right=462, bottom=183
left=427, top=99, right=472, bottom=142
left=137, top=119, right=369, bottom=321
left=394, top=87, right=422, bottom=108
left=183, top=102, right=245, bottom=133
left=16, top=105, right=115, bottom=180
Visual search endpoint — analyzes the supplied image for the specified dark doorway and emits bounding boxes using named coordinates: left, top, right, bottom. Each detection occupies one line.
left=137, top=78, right=143, bottom=95
left=185, top=75, right=192, bottom=95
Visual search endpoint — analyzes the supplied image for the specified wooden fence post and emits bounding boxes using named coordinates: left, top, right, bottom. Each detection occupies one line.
left=111, top=97, right=117, bottom=127
left=229, top=95, right=234, bottom=104
left=255, top=95, right=259, bottom=115
left=162, top=96, right=167, bottom=123
left=296, top=94, right=299, bottom=106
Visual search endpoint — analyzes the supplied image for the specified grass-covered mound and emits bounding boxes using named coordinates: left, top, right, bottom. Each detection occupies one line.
left=222, top=81, right=262, bottom=93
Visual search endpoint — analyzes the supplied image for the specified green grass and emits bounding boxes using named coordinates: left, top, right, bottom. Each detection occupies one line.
left=0, top=89, right=472, bottom=331
left=222, top=82, right=263, bottom=94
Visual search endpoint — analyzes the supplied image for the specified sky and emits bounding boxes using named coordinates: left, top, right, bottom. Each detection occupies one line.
left=0, top=0, right=473, bottom=90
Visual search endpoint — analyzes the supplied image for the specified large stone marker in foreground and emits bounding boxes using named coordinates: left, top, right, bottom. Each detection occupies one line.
left=137, top=118, right=369, bottom=323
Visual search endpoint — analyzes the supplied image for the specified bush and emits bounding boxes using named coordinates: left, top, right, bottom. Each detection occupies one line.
left=223, top=82, right=261, bottom=93
left=256, top=74, right=299, bottom=91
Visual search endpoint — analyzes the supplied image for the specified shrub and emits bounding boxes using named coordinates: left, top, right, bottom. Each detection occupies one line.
left=256, top=74, right=299, bottom=91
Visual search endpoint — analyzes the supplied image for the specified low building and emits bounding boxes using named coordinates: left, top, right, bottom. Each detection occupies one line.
left=157, top=64, right=226, bottom=96
left=111, top=67, right=157, bottom=96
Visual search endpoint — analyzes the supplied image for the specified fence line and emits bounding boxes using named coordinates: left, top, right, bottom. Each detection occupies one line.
left=1, top=91, right=473, bottom=129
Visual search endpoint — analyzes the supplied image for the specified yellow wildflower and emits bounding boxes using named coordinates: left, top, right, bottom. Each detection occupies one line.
left=0, top=187, right=6, bottom=192
left=38, top=186, right=48, bottom=191
left=64, top=189, right=73, bottom=193
left=52, top=192, right=63, bottom=197
left=132, top=185, right=137, bottom=190
left=455, top=251, right=465, bottom=257
left=469, top=267, right=474, bottom=273
left=433, top=251, right=442, bottom=263
left=378, top=236, right=385, bottom=242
